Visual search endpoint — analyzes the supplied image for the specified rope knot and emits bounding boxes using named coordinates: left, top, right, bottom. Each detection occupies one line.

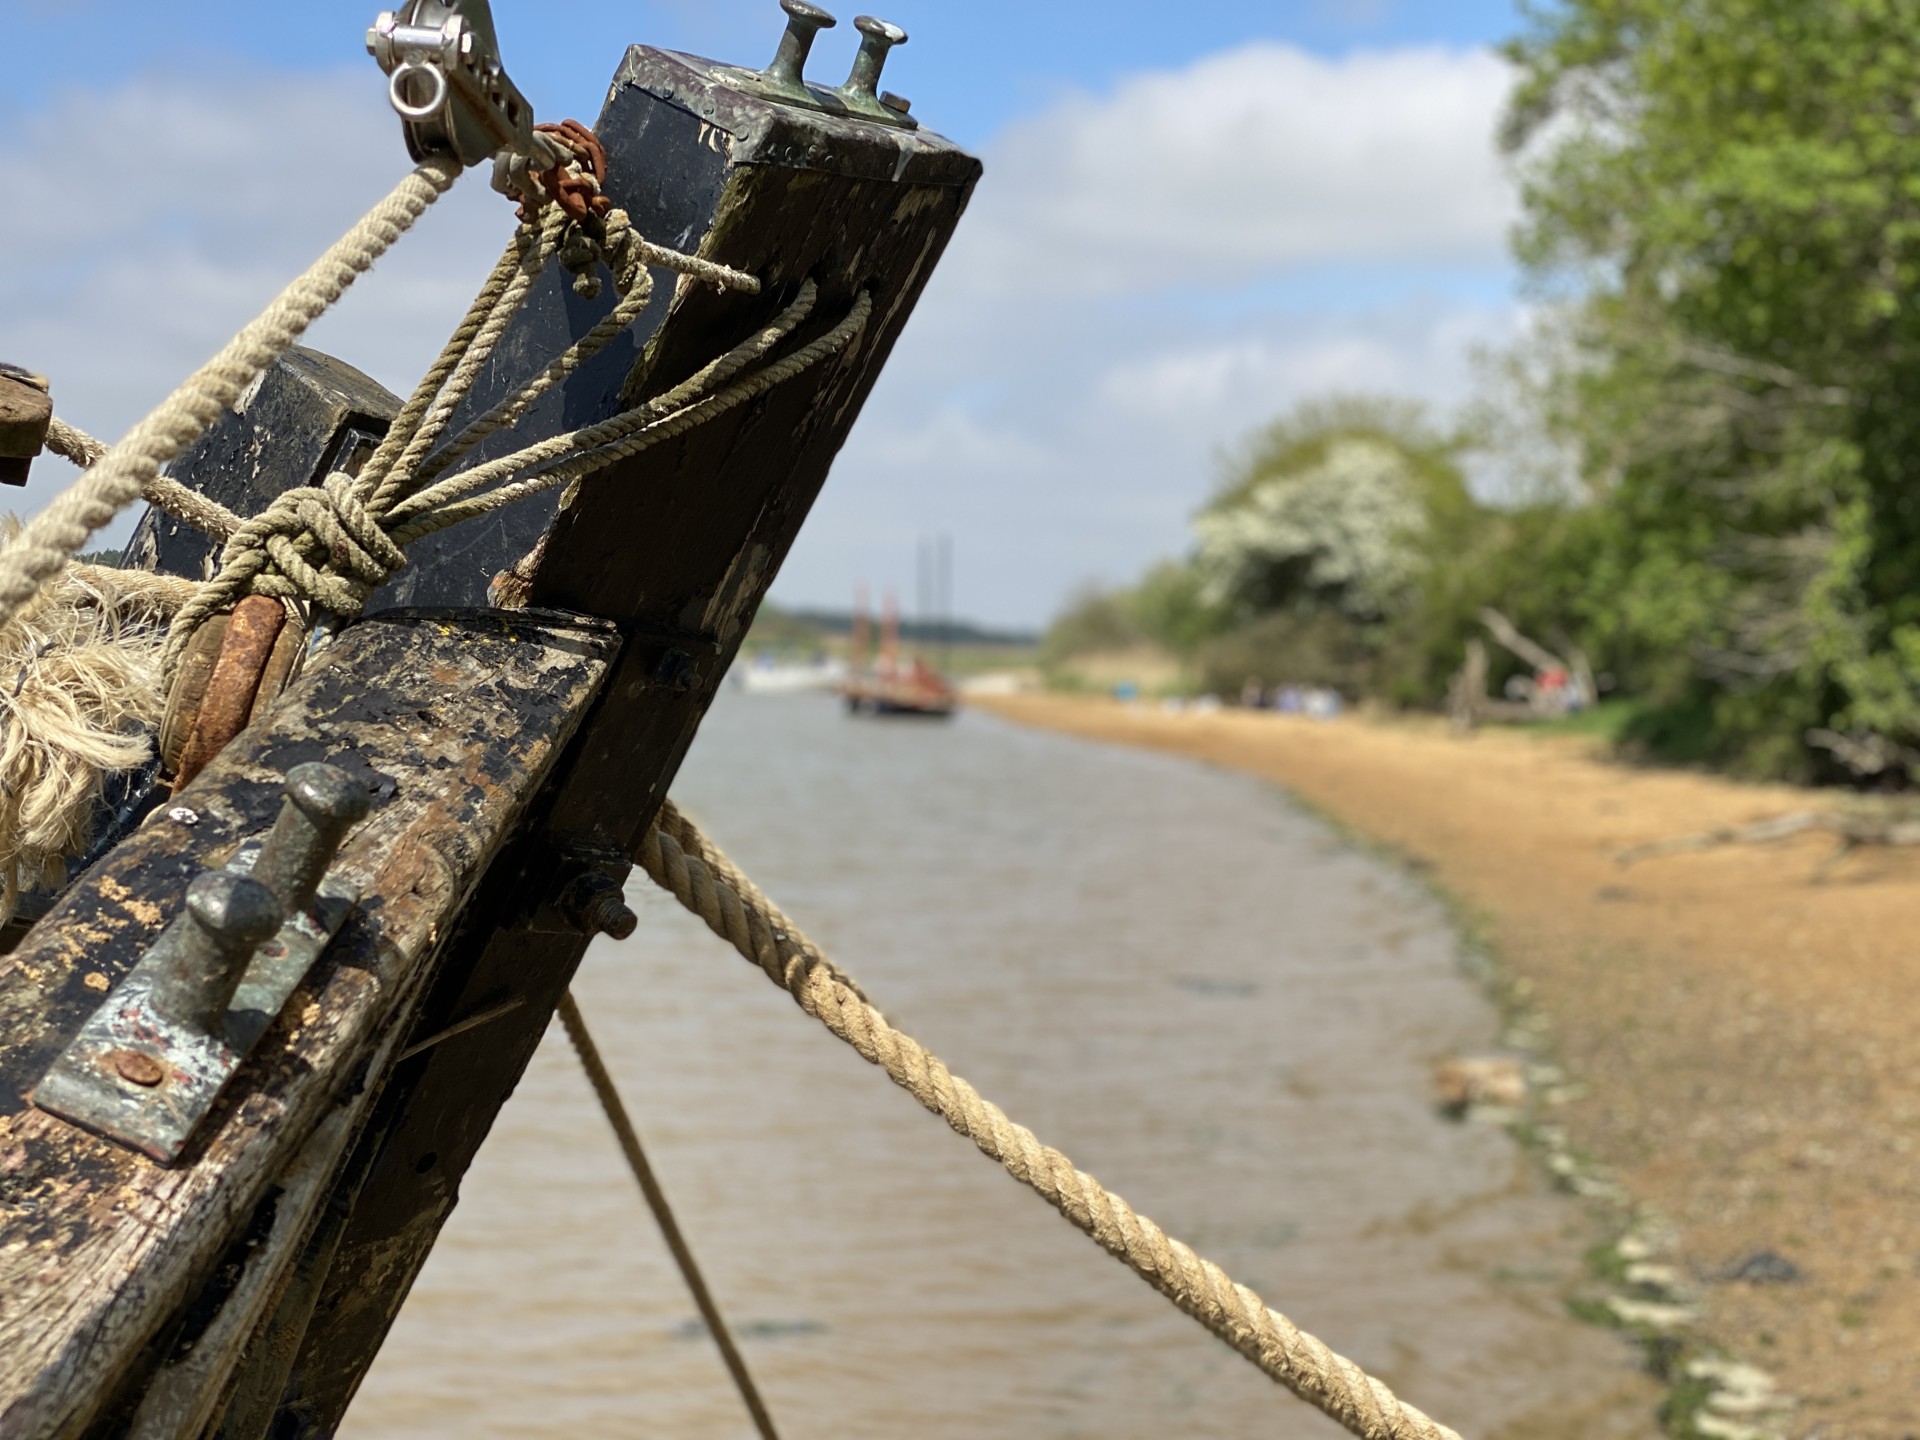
left=239, top=470, right=407, bottom=619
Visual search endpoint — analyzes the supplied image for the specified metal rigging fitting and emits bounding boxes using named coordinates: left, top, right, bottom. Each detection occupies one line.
left=32, top=762, right=367, bottom=1163
left=367, top=0, right=561, bottom=171
left=720, top=0, right=919, bottom=131
left=764, top=0, right=837, bottom=97
left=841, top=16, right=905, bottom=107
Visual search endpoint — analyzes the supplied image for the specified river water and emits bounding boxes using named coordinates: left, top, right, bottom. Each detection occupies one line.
left=344, top=695, right=1656, bottom=1438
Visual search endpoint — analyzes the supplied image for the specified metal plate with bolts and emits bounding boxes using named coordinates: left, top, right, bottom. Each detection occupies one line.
left=31, top=860, right=358, bottom=1165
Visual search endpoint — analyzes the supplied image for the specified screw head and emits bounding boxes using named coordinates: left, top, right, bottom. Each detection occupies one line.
left=109, top=1049, right=167, bottom=1088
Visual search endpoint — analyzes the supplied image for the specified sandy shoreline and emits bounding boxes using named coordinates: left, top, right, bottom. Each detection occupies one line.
left=975, top=693, right=1920, bottom=1439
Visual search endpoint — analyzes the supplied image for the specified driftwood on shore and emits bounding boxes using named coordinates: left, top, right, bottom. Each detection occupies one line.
left=1448, top=608, right=1597, bottom=730
left=1617, top=809, right=1920, bottom=874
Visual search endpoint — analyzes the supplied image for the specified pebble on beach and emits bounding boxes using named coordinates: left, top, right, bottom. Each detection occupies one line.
left=1432, top=1055, right=1529, bottom=1114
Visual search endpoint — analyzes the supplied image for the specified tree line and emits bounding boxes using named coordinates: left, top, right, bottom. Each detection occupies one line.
left=1046, top=0, right=1920, bottom=784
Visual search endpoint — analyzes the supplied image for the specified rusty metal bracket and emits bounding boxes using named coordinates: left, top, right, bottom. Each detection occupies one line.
left=31, top=766, right=367, bottom=1164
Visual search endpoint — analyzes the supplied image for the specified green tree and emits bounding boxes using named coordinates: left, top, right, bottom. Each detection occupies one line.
left=1197, top=396, right=1472, bottom=623
left=1504, top=0, right=1920, bottom=777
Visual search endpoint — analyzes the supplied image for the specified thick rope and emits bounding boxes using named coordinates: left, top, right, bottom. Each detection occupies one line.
left=46, top=417, right=243, bottom=541
left=637, top=801, right=1460, bottom=1440
left=389, top=291, right=869, bottom=544
left=162, top=194, right=769, bottom=673
left=0, top=159, right=459, bottom=634
left=384, top=281, right=820, bottom=529
left=164, top=284, right=859, bottom=665
left=555, top=993, right=782, bottom=1440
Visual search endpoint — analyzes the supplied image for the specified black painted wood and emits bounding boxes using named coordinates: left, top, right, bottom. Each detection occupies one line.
left=265, top=41, right=979, bottom=1436
left=126, top=348, right=400, bottom=582
left=0, top=610, right=619, bottom=1439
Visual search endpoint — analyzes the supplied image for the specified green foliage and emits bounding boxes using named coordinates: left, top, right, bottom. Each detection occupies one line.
left=1198, top=396, right=1471, bottom=626
left=1040, top=585, right=1145, bottom=666
left=1500, top=0, right=1920, bottom=777
left=743, top=600, right=831, bottom=653
left=1128, top=560, right=1227, bottom=656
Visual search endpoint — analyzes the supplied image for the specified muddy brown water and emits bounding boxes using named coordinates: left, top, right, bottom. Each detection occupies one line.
left=344, top=695, right=1658, bottom=1438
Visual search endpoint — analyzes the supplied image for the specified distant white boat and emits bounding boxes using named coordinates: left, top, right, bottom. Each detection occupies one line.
left=732, top=654, right=847, bottom=694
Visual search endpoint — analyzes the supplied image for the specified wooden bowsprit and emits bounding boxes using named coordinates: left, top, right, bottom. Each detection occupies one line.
left=0, top=5, right=979, bottom=1435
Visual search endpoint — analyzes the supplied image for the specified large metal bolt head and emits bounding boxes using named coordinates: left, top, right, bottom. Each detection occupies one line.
left=253, top=762, right=370, bottom=914
left=285, top=762, right=373, bottom=830
left=844, top=16, right=907, bottom=100
left=766, top=0, right=838, bottom=91
left=186, top=871, right=285, bottom=953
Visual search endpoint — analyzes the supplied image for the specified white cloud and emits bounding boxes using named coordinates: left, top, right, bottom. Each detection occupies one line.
left=0, top=69, right=511, bottom=532
left=0, top=42, right=1520, bottom=626
left=950, top=42, right=1518, bottom=296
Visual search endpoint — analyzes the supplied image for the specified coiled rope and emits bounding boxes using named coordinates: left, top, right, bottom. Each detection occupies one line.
left=637, top=800, right=1461, bottom=1440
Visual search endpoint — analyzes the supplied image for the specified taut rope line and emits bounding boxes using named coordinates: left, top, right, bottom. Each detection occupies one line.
left=638, top=800, right=1461, bottom=1440
left=556, top=993, right=782, bottom=1440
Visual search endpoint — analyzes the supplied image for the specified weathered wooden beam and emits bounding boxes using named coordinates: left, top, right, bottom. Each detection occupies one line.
left=0, top=363, right=53, bottom=488
left=0, top=609, right=618, bottom=1438
left=266, top=41, right=980, bottom=1433
left=126, top=348, right=400, bottom=580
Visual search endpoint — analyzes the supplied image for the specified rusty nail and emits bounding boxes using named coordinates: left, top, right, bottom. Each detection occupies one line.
left=253, top=762, right=370, bottom=914
left=109, top=1049, right=167, bottom=1088
left=151, top=871, right=285, bottom=1035
left=766, top=0, right=836, bottom=92
left=843, top=16, right=906, bottom=101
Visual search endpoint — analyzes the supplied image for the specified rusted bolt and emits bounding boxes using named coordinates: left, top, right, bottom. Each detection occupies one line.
left=151, top=871, right=285, bottom=1035
left=253, top=762, right=370, bottom=914
left=587, top=890, right=639, bottom=940
left=843, top=16, right=906, bottom=102
left=880, top=91, right=911, bottom=115
left=561, top=872, right=638, bottom=940
left=765, top=0, right=836, bottom=93
left=652, top=648, right=697, bottom=693
left=109, top=1049, right=167, bottom=1088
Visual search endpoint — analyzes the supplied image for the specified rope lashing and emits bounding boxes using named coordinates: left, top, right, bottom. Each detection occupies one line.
left=0, top=159, right=460, bottom=637
left=556, top=993, right=783, bottom=1440
left=637, top=801, right=1461, bottom=1440
left=160, top=281, right=861, bottom=672
left=159, top=181, right=794, bottom=675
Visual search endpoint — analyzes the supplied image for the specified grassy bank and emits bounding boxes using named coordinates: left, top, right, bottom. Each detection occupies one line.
left=974, top=693, right=1920, bottom=1440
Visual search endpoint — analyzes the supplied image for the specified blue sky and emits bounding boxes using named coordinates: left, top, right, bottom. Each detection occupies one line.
left=1, top=2, right=1522, bottom=138
left=0, top=0, right=1528, bottom=626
